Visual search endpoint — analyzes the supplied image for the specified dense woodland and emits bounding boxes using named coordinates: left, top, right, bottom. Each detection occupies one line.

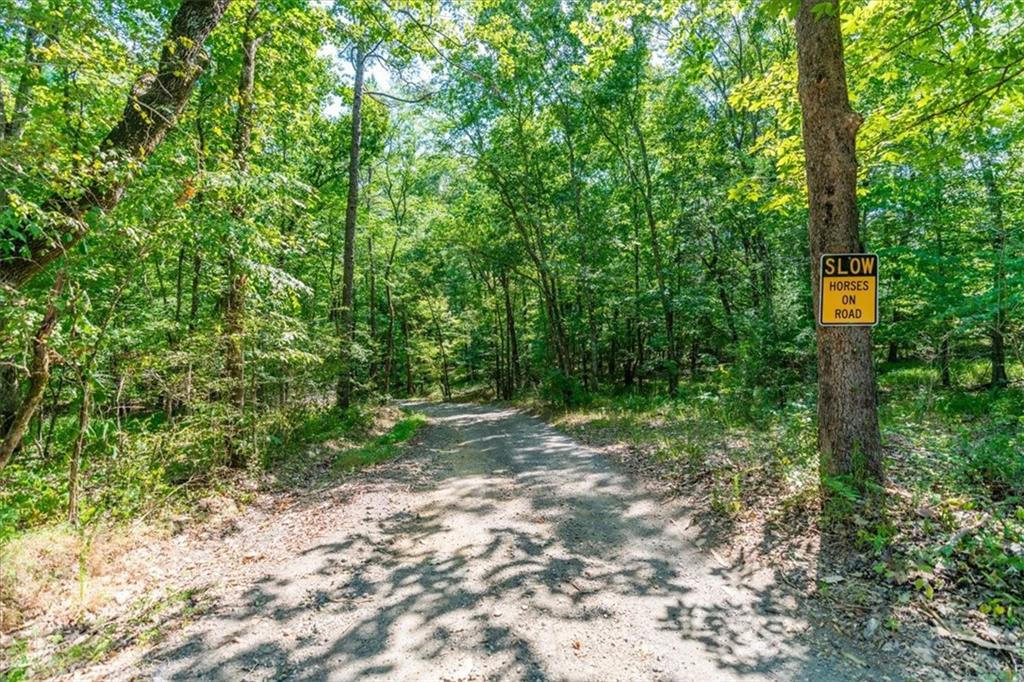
left=1, top=0, right=1023, bottom=650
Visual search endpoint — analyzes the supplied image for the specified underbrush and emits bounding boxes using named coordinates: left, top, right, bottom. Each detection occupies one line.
left=0, top=400, right=420, bottom=654
left=2, top=575, right=211, bottom=682
left=521, top=358, right=1024, bottom=642
left=332, top=413, right=426, bottom=472
left=0, top=400, right=390, bottom=540
left=520, top=377, right=821, bottom=521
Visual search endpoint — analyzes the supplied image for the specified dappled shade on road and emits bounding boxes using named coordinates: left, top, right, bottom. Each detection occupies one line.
left=152, top=402, right=895, bottom=681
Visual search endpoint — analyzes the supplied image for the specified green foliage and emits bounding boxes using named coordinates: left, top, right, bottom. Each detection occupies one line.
left=820, top=473, right=866, bottom=525
left=711, top=470, right=744, bottom=517
left=960, top=431, right=1024, bottom=501
left=857, top=519, right=898, bottom=554
left=955, top=509, right=1024, bottom=626
left=540, top=371, right=590, bottom=408
left=733, top=319, right=815, bottom=412
left=333, top=413, right=426, bottom=472
left=2, top=635, right=30, bottom=681
left=0, top=0, right=1023, bottom=654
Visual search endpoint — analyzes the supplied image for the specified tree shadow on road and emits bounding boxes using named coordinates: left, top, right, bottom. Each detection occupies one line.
left=151, top=401, right=913, bottom=681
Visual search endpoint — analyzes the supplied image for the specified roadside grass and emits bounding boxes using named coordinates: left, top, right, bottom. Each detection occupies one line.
left=268, top=406, right=425, bottom=484
left=519, top=358, right=1024, bottom=644
left=332, top=413, right=427, bottom=473
left=0, top=403, right=424, bottom=679
left=519, top=379, right=820, bottom=522
left=2, top=587, right=209, bottom=681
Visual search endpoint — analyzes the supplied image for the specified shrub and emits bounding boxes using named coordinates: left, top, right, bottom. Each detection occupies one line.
left=540, top=371, right=589, bottom=408
left=959, top=431, right=1024, bottom=500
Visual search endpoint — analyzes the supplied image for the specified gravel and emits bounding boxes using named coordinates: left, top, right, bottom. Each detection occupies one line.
left=140, top=401, right=896, bottom=681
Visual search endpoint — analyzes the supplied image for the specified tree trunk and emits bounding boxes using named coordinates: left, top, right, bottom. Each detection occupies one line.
left=0, top=365, right=17, bottom=440
left=0, top=273, right=65, bottom=472
left=587, top=291, right=599, bottom=391
left=887, top=303, right=900, bottom=362
left=232, top=9, right=259, bottom=172
left=368, top=233, right=378, bottom=385
left=755, top=231, right=775, bottom=323
left=381, top=236, right=399, bottom=393
left=931, top=176, right=953, bottom=389
left=703, top=240, right=739, bottom=343
left=173, top=245, right=186, bottom=334
left=3, top=27, right=39, bottom=141
left=384, top=286, right=396, bottom=393
left=981, top=159, right=1009, bottom=388
left=402, top=307, right=413, bottom=396
left=546, top=275, right=571, bottom=377
left=637, top=158, right=676, bottom=397
left=189, top=251, right=202, bottom=333
left=563, top=117, right=599, bottom=391
left=501, top=273, right=519, bottom=394
left=609, top=308, right=619, bottom=382
left=795, top=0, right=883, bottom=496
left=188, top=100, right=208, bottom=337
left=485, top=167, right=570, bottom=381
left=337, top=44, right=366, bottom=409
left=42, top=371, right=65, bottom=460
left=222, top=267, right=247, bottom=467
left=520, top=288, right=532, bottom=387
left=223, top=5, right=259, bottom=468
left=625, top=224, right=640, bottom=388
left=492, top=283, right=505, bottom=398
left=430, top=303, right=452, bottom=401
left=68, top=380, right=91, bottom=525
left=939, top=337, right=951, bottom=388
left=0, top=0, right=231, bottom=290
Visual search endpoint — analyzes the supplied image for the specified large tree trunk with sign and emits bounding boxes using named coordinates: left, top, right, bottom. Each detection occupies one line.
left=795, top=0, right=883, bottom=503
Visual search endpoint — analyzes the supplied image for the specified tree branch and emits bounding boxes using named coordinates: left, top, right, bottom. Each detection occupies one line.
left=366, top=89, right=434, bottom=104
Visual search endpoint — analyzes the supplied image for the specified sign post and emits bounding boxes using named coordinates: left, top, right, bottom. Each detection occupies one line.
left=818, top=253, right=878, bottom=326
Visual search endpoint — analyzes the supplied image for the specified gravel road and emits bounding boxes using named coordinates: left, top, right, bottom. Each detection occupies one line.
left=149, top=401, right=889, bottom=681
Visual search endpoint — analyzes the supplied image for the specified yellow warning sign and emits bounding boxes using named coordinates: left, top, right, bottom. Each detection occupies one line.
left=819, top=253, right=878, bottom=326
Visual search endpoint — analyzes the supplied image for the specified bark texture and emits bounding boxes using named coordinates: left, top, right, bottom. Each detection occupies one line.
left=2, top=26, right=39, bottom=141
left=0, top=364, right=17, bottom=438
left=0, top=273, right=65, bottom=472
left=795, top=0, right=883, bottom=491
left=402, top=307, right=413, bottom=396
left=501, top=273, right=520, bottom=393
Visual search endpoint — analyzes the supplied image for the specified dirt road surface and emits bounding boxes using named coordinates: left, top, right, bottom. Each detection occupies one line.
left=149, top=401, right=890, bottom=681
